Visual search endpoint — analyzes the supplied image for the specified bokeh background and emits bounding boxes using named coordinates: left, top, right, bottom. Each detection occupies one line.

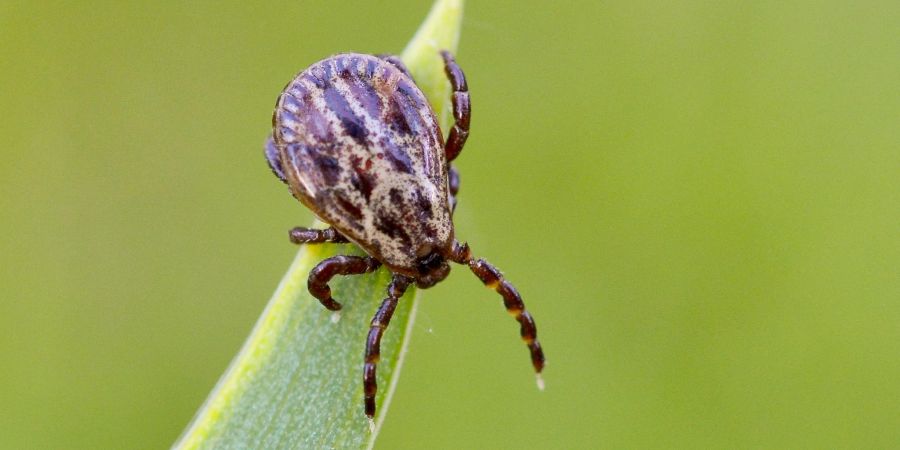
left=2, top=1, right=898, bottom=448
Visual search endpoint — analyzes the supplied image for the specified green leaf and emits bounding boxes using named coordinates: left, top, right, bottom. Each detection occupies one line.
left=173, top=1, right=464, bottom=449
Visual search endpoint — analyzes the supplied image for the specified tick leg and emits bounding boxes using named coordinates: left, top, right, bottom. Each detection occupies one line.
left=264, top=135, right=287, bottom=184
left=441, top=50, right=470, bottom=163
left=289, top=226, right=349, bottom=245
left=448, top=164, right=460, bottom=214
left=364, top=274, right=412, bottom=419
left=377, top=54, right=413, bottom=80
left=448, top=242, right=546, bottom=381
left=308, top=256, right=381, bottom=311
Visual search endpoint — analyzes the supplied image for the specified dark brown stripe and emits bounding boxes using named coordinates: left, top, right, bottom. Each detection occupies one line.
left=311, top=152, right=341, bottom=185
left=385, top=96, right=412, bottom=136
left=324, top=86, right=368, bottom=145
left=414, top=189, right=434, bottom=220
left=334, top=192, right=363, bottom=221
left=351, top=166, right=376, bottom=201
left=381, top=138, right=413, bottom=173
left=374, top=213, right=412, bottom=248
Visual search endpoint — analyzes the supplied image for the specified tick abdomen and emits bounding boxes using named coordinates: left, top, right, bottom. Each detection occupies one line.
left=273, top=54, right=453, bottom=273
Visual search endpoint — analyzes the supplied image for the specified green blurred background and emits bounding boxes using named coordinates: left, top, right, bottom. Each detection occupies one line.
left=2, top=1, right=898, bottom=448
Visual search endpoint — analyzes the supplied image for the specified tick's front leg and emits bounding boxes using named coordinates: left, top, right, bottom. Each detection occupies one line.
left=308, top=255, right=381, bottom=311
left=363, top=274, right=412, bottom=423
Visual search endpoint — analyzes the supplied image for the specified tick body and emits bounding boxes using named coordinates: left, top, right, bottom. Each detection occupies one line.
left=266, top=51, right=544, bottom=421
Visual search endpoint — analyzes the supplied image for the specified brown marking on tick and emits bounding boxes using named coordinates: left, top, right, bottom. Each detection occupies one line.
left=323, top=87, right=368, bottom=145
left=267, top=52, right=542, bottom=421
left=373, top=211, right=412, bottom=250
left=380, top=137, right=414, bottom=174
left=385, top=96, right=413, bottom=136
left=387, top=187, right=403, bottom=205
left=414, top=189, right=434, bottom=220
left=334, top=192, right=364, bottom=221
left=350, top=171, right=375, bottom=201
left=392, top=81, right=431, bottom=138
left=311, top=152, right=341, bottom=186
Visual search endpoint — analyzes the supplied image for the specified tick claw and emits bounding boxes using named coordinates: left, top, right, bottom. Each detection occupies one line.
left=367, top=417, right=376, bottom=433
left=331, top=311, right=341, bottom=324
left=535, top=373, right=545, bottom=391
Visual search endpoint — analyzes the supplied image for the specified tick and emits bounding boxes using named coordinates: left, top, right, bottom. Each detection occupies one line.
left=265, top=51, right=545, bottom=421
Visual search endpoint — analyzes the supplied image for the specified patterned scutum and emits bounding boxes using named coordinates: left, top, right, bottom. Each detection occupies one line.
left=272, top=53, right=453, bottom=274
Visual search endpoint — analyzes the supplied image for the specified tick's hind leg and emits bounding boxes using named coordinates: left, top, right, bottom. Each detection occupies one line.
left=308, top=255, right=381, bottom=311
left=289, top=226, right=349, bottom=245
left=440, top=50, right=470, bottom=163
left=363, top=274, right=412, bottom=421
left=377, top=54, right=413, bottom=79
left=448, top=242, right=546, bottom=385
